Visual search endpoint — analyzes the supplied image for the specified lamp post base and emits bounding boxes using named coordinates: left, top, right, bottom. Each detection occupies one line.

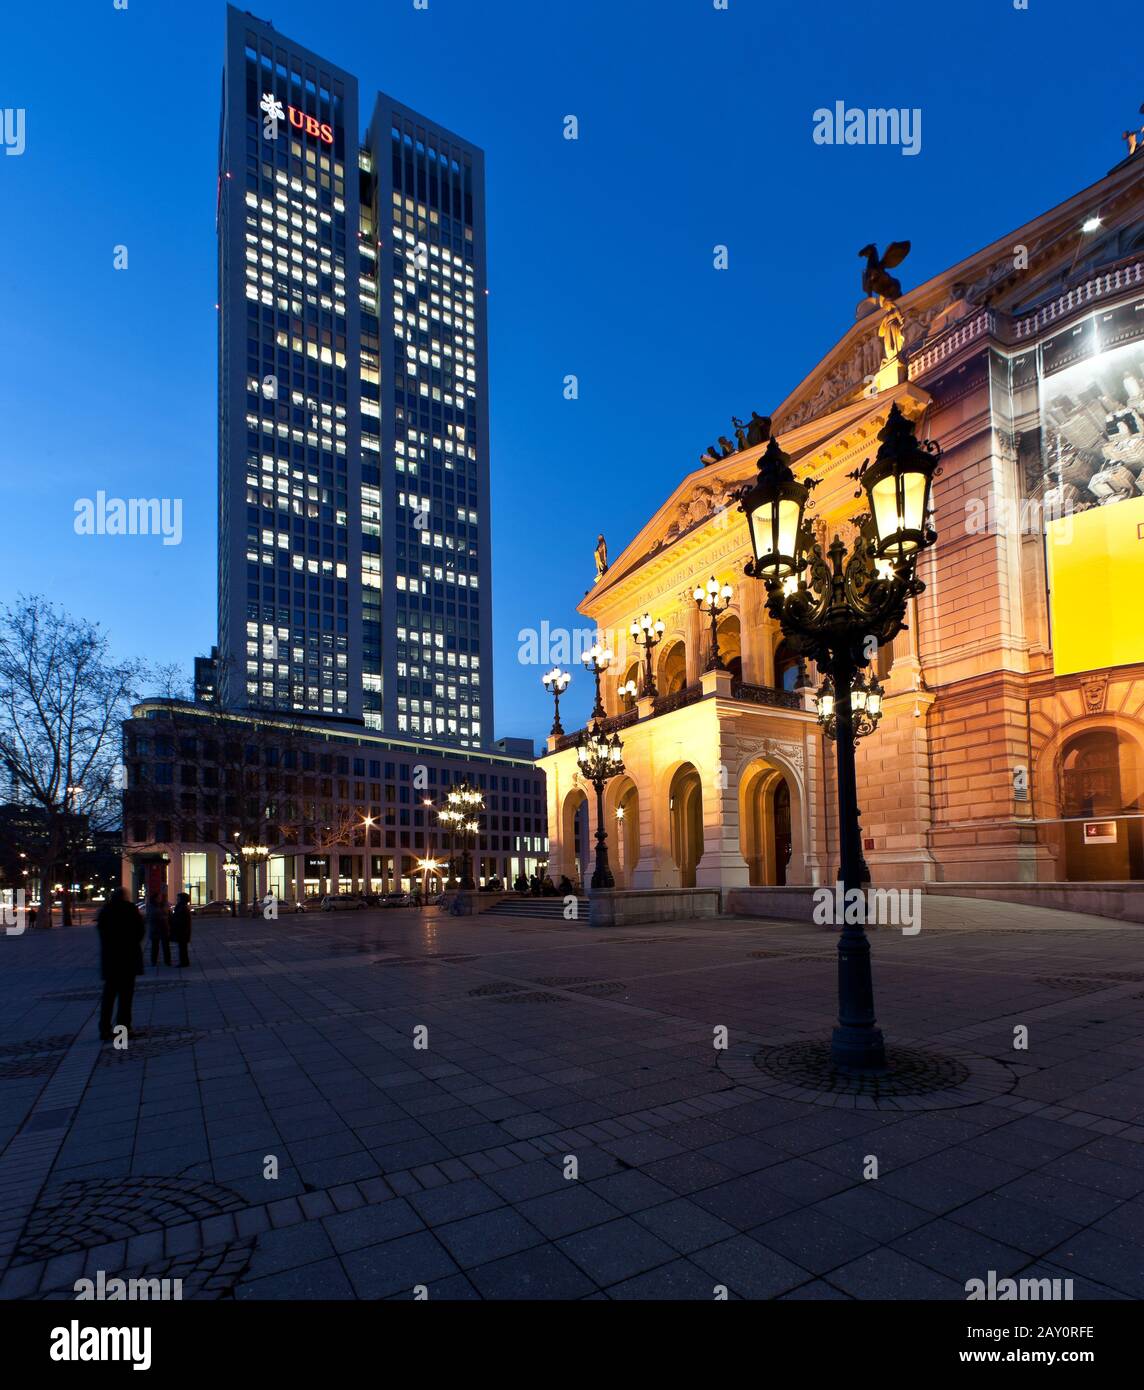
left=830, top=1025, right=887, bottom=1073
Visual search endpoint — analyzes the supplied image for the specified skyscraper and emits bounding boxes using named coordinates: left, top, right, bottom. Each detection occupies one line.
left=217, top=6, right=492, bottom=750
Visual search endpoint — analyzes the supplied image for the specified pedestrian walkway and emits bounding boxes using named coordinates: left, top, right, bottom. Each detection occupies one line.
left=0, top=898, right=1141, bottom=1300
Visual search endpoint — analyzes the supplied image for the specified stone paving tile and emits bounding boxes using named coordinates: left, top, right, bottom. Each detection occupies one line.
left=4, top=903, right=1144, bottom=1301
left=557, top=1217, right=677, bottom=1286
left=689, top=1234, right=810, bottom=1299
left=466, top=1243, right=598, bottom=1300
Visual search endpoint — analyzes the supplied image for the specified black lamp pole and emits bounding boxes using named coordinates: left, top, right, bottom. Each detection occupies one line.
left=542, top=667, right=570, bottom=736
left=581, top=644, right=612, bottom=720
left=739, top=404, right=940, bottom=1072
left=693, top=577, right=733, bottom=672
left=576, top=721, right=624, bottom=890
left=629, top=615, right=665, bottom=698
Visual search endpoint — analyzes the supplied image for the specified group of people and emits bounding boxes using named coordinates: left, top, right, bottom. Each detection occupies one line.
left=513, top=872, right=577, bottom=897
left=96, top=888, right=192, bottom=1042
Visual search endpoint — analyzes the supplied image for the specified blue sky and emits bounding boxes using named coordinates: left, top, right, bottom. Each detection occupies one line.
left=0, top=0, right=1138, bottom=750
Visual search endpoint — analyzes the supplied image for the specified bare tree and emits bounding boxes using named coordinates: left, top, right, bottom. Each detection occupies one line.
left=0, top=595, right=146, bottom=926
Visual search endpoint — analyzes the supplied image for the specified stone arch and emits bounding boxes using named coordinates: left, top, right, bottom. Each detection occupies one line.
left=558, top=784, right=590, bottom=888
left=1033, top=714, right=1144, bottom=818
left=603, top=774, right=640, bottom=888
left=664, top=760, right=704, bottom=888
left=734, top=745, right=808, bottom=885
left=738, top=757, right=792, bottom=885
left=657, top=637, right=688, bottom=696
left=717, top=612, right=742, bottom=681
left=1035, top=716, right=1144, bottom=883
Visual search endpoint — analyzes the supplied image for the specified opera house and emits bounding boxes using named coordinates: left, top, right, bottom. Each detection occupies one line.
left=539, top=144, right=1144, bottom=925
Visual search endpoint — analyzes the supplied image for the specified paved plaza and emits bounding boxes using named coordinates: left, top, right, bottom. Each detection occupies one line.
left=1, top=899, right=1142, bottom=1301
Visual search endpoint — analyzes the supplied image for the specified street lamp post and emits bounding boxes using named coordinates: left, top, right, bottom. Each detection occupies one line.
left=617, top=678, right=639, bottom=711
left=628, top=614, right=665, bottom=698
left=446, top=782, right=484, bottom=891
left=816, top=671, right=885, bottom=742
left=576, top=720, right=625, bottom=890
left=542, top=667, right=571, bottom=736
left=693, top=576, right=734, bottom=671
left=580, top=642, right=613, bottom=719
left=429, top=801, right=460, bottom=889
left=739, top=404, right=940, bottom=1072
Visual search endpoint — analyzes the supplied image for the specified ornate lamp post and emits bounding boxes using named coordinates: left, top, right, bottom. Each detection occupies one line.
left=581, top=642, right=613, bottom=719
left=575, top=720, right=625, bottom=890
left=617, top=678, right=639, bottom=711
left=425, top=799, right=456, bottom=889
left=542, top=666, right=571, bottom=736
left=446, top=782, right=484, bottom=890
left=693, top=576, right=734, bottom=671
left=740, top=404, right=939, bottom=1071
left=816, top=671, right=884, bottom=741
left=629, top=614, right=665, bottom=697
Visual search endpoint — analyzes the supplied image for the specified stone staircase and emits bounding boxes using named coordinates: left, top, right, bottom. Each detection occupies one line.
left=479, top=895, right=590, bottom=921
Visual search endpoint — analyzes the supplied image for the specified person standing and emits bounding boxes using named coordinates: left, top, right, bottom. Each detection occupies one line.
left=145, top=891, right=171, bottom=967
left=171, top=892, right=192, bottom=968
left=97, top=888, right=144, bottom=1042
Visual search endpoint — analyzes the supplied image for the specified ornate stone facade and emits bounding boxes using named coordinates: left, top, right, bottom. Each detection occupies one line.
left=540, top=155, right=1144, bottom=895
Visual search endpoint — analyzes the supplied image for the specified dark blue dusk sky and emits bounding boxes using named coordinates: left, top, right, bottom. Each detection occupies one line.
left=0, top=0, right=1138, bottom=749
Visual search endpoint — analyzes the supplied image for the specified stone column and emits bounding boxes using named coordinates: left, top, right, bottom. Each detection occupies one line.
left=696, top=672, right=749, bottom=890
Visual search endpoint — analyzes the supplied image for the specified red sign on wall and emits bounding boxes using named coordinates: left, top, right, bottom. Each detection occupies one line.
left=287, top=106, right=333, bottom=145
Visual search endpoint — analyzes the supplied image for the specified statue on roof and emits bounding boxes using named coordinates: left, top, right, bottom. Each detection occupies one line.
left=858, top=241, right=911, bottom=301
left=594, top=533, right=608, bottom=581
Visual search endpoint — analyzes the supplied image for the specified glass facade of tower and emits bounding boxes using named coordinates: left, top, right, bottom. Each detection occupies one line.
left=218, top=6, right=492, bottom=750
left=360, top=102, right=492, bottom=751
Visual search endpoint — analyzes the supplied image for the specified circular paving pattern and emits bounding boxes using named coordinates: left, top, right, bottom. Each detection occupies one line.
left=0, top=1034, right=76, bottom=1080
left=755, top=1040, right=970, bottom=1096
left=569, top=981, right=627, bottom=998
left=97, top=1025, right=202, bottom=1066
left=38, top=1238, right=257, bottom=1301
left=748, top=951, right=833, bottom=964
left=493, top=990, right=569, bottom=1004
left=718, top=1035, right=1016, bottom=1111
left=15, top=1176, right=247, bottom=1262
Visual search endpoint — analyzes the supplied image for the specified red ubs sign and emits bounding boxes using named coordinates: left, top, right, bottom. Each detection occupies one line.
left=288, top=106, right=333, bottom=145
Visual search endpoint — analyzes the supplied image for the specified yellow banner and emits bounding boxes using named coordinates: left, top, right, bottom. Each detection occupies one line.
left=1047, top=494, right=1144, bottom=676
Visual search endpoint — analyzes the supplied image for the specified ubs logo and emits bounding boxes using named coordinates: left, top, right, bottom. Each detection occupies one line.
left=260, top=93, right=333, bottom=146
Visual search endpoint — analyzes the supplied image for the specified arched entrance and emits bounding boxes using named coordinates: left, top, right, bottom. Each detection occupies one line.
left=739, top=757, right=793, bottom=885
left=668, top=763, right=704, bottom=887
left=717, top=613, right=742, bottom=682
left=605, top=775, right=640, bottom=888
left=657, top=639, right=688, bottom=696
left=1059, top=729, right=1144, bottom=881
left=559, top=786, right=590, bottom=889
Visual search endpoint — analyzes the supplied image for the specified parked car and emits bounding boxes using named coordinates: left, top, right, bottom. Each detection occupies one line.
left=194, top=900, right=233, bottom=917
left=382, top=890, right=410, bottom=908
left=319, top=893, right=368, bottom=912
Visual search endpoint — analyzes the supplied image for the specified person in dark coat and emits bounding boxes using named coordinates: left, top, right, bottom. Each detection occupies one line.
left=145, top=891, right=171, bottom=967
left=170, top=893, right=192, bottom=968
left=98, top=888, right=144, bottom=1041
